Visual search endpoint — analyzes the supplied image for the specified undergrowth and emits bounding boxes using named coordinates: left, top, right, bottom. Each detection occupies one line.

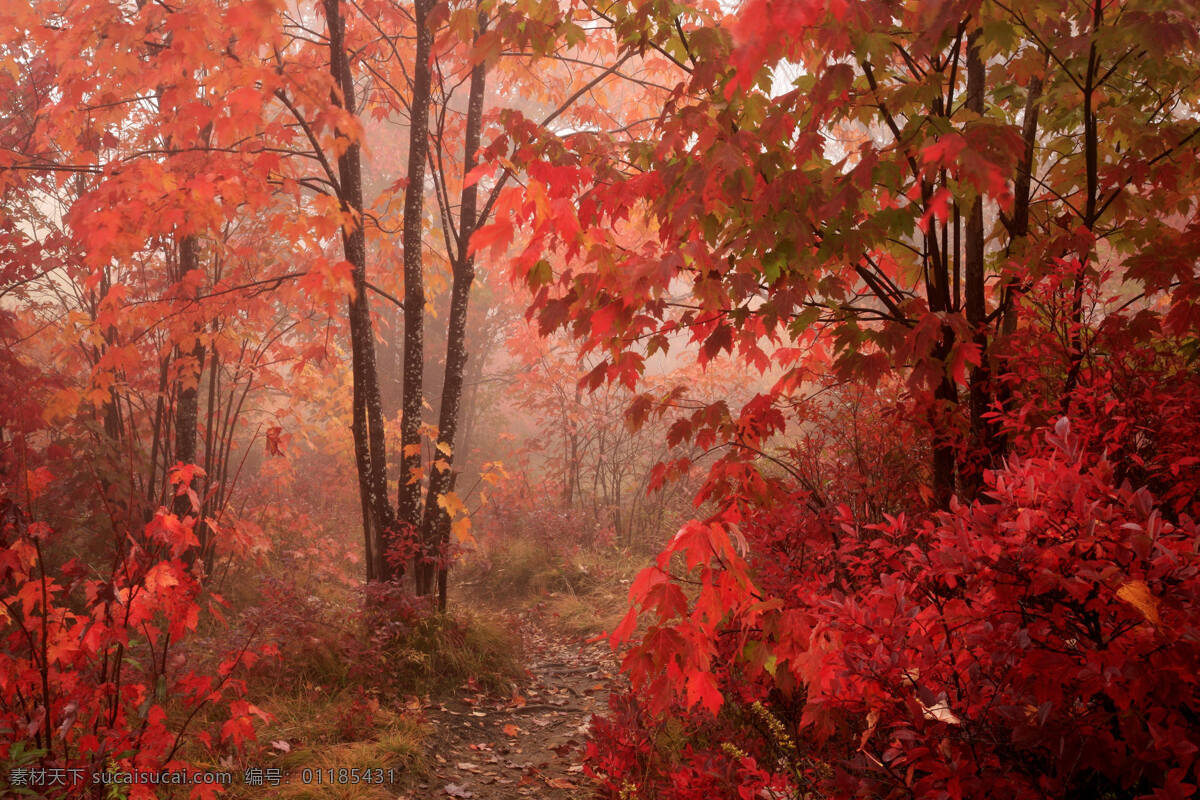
left=171, top=553, right=525, bottom=798
left=458, top=533, right=641, bottom=638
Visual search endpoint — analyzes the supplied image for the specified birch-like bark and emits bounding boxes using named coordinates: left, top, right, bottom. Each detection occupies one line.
left=172, top=235, right=208, bottom=556
left=422, top=19, right=487, bottom=606
left=397, top=0, right=435, bottom=584
left=326, top=0, right=393, bottom=580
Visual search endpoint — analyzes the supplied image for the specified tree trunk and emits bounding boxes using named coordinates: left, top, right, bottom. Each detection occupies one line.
left=922, top=174, right=957, bottom=507
left=172, top=235, right=207, bottom=549
left=400, top=0, right=436, bottom=588
left=326, top=0, right=393, bottom=581
left=1062, top=5, right=1103, bottom=408
left=962, top=28, right=992, bottom=499
left=423, top=14, right=488, bottom=607
left=993, top=71, right=1045, bottom=455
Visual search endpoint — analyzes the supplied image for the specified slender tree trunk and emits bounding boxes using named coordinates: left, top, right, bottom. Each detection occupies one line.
left=172, top=235, right=207, bottom=532
left=326, top=0, right=393, bottom=581
left=146, top=355, right=169, bottom=510
left=923, top=174, right=957, bottom=507
left=992, top=71, right=1045, bottom=456
left=1000, top=71, right=1044, bottom=339
left=423, top=15, right=488, bottom=607
left=399, top=0, right=436, bottom=587
left=564, top=431, right=578, bottom=505
left=1062, top=2, right=1102, bottom=407
left=198, top=334, right=219, bottom=558
left=962, top=29, right=992, bottom=499
left=94, top=268, right=127, bottom=500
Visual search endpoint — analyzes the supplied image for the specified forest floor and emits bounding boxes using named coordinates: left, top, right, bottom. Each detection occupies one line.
left=408, top=608, right=620, bottom=800
left=216, top=542, right=637, bottom=800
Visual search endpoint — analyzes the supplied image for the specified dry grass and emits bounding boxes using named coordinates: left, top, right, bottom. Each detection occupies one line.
left=458, top=534, right=644, bottom=639
left=195, top=690, right=427, bottom=800
left=383, top=608, right=524, bottom=695
left=176, top=581, right=524, bottom=799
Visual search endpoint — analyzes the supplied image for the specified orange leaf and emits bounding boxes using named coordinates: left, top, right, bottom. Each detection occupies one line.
left=1116, top=580, right=1160, bottom=626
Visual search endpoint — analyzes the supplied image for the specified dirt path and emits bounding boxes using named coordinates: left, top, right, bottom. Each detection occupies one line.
left=409, top=611, right=619, bottom=799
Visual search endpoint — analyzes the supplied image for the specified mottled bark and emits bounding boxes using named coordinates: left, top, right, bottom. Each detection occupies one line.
left=423, top=33, right=487, bottom=607
left=172, top=235, right=206, bottom=532
left=327, top=0, right=393, bottom=581
left=399, top=0, right=435, bottom=586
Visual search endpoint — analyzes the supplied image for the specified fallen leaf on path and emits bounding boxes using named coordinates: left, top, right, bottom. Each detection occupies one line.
left=502, top=723, right=520, bottom=737
left=444, top=783, right=474, bottom=798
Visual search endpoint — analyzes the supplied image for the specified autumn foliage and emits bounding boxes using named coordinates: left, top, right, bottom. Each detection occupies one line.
left=589, top=413, right=1200, bottom=799
left=481, top=0, right=1200, bottom=795
left=5, top=0, right=1200, bottom=795
left=1, top=466, right=271, bottom=799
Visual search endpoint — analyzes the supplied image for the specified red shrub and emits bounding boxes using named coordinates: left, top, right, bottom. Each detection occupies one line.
left=0, top=469, right=267, bottom=799
left=595, top=418, right=1200, bottom=799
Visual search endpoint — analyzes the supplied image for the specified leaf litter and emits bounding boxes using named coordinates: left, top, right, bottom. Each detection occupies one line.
left=407, top=609, right=620, bottom=799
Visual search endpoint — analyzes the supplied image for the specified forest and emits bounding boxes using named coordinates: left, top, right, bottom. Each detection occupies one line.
left=2, top=0, right=1199, bottom=797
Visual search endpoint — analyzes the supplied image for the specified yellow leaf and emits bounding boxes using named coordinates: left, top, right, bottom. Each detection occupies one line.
left=451, top=515, right=474, bottom=545
left=436, top=441, right=452, bottom=457
left=437, top=491, right=466, bottom=518
left=1116, top=580, right=1160, bottom=626
left=44, top=388, right=82, bottom=423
